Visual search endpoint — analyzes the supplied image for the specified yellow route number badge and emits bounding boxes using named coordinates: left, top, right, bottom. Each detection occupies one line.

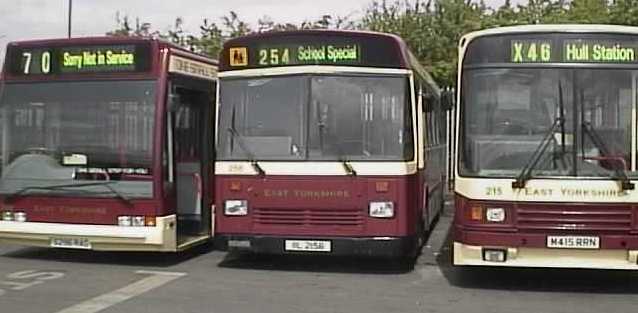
left=229, top=47, right=248, bottom=67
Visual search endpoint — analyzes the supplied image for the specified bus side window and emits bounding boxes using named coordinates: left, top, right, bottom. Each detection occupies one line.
left=422, top=85, right=435, bottom=148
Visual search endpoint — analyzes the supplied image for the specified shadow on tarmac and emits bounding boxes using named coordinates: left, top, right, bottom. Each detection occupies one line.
left=436, top=230, right=638, bottom=294
left=218, top=252, right=416, bottom=275
left=1, top=241, right=215, bottom=267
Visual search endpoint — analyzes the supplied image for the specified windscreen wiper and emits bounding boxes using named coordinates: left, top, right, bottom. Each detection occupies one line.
left=314, top=101, right=355, bottom=176
left=513, top=82, right=569, bottom=189
left=316, top=100, right=326, bottom=152
left=4, top=181, right=133, bottom=206
left=512, top=118, right=564, bottom=189
left=227, top=127, right=266, bottom=176
left=340, top=157, right=357, bottom=176
left=556, top=81, right=568, bottom=169
left=82, top=182, right=134, bottom=207
left=582, top=121, right=634, bottom=190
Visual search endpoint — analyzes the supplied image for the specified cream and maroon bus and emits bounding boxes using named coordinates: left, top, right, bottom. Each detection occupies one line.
left=453, top=25, right=638, bottom=269
left=0, top=37, right=217, bottom=251
left=215, top=30, right=450, bottom=259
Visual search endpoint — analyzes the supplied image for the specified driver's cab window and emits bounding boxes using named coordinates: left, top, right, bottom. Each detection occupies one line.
left=578, top=70, right=634, bottom=174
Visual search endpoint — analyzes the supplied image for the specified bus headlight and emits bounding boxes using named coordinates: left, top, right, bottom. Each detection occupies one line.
left=369, top=202, right=394, bottom=218
left=486, top=207, right=506, bottom=223
left=13, top=212, right=27, bottom=222
left=132, top=216, right=146, bottom=227
left=118, top=216, right=154, bottom=227
left=2, top=211, right=14, bottom=221
left=225, top=200, right=248, bottom=216
left=118, top=216, right=132, bottom=227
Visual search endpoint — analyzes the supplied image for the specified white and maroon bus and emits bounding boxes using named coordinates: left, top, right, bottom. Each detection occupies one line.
left=215, top=30, right=450, bottom=258
left=0, top=37, right=217, bottom=251
left=453, top=25, right=638, bottom=269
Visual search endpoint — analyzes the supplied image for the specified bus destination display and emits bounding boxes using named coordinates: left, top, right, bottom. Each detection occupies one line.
left=7, top=43, right=152, bottom=76
left=510, top=39, right=638, bottom=64
left=229, top=43, right=361, bottom=68
left=255, top=44, right=360, bottom=67
left=222, top=33, right=408, bottom=70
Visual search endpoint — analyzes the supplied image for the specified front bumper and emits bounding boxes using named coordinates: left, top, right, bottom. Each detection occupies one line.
left=216, top=234, right=417, bottom=258
left=0, top=215, right=178, bottom=252
left=454, top=242, right=638, bottom=270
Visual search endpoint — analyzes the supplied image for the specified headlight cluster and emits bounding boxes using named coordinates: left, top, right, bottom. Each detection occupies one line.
left=1, top=211, right=27, bottom=222
left=485, top=208, right=506, bottom=222
left=117, top=216, right=156, bottom=227
left=224, top=200, right=248, bottom=216
left=470, top=205, right=506, bottom=223
left=369, top=201, right=395, bottom=218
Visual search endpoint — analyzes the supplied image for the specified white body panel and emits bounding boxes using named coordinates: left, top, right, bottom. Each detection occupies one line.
left=454, top=242, right=638, bottom=270
left=215, top=161, right=418, bottom=176
left=0, top=215, right=178, bottom=252
left=456, top=176, right=636, bottom=203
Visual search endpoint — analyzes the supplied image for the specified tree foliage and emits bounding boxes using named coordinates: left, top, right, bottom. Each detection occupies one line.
left=107, top=0, right=638, bottom=86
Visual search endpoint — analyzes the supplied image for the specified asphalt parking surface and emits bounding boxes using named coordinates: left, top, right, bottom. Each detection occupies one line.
left=2, top=205, right=638, bottom=313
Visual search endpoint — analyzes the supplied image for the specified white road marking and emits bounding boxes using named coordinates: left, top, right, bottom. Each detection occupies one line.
left=55, top=271, right=187, bottom=313
left=0, top=270, right=65, bottom=296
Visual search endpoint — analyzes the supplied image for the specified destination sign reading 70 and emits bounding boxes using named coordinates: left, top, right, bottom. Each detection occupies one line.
left=6, top=43, right=152, bottom=76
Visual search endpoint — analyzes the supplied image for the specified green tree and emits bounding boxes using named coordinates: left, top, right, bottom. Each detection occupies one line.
left=609, top=0, right=638, bottom=25
left=566, top=0, right=609, bottom=23
left=223, top=11, right=252, bottom=37
left=107, top=11, right=156, bottom=37
left=193, top=18, right=225, bottom=58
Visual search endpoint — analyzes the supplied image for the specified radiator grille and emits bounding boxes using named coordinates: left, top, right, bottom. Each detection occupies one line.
left=517, top=205, right=632, bottom=232
left=254, top=208, right=364, bottom=227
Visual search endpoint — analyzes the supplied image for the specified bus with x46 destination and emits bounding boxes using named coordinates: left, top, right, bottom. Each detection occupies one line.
left=0, top=37, right=218, bottom=251
left=215, top=30, right=452, bottom=258
left=453, top=25, right=638, bottom=269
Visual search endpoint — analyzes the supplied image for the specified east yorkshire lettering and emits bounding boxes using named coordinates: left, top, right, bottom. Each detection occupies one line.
left=507, top=186, right=630, bottom=198
left=263, top=189, right=351, bottom=198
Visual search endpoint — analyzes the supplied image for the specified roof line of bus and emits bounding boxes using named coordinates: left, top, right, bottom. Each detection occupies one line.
left=222, top=29, right=407, bottom=46
left=222, top=29, right=426, bottom=71
left=6, top=36, right=218, bottom=65
left=461, top=24, right=638, bottom=43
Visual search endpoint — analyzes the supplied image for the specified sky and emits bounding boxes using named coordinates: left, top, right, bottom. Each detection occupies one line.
left=0, top=0, right=510, bottom=66
left=0, top=0, right=376, bottom=65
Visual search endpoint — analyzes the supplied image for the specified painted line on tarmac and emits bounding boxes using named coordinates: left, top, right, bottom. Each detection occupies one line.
left=54, top=271, right=187, bottom=313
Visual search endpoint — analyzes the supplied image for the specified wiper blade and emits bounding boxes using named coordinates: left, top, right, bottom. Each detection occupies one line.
left=512, top=117, right=564, bottom=189
left=340, top=158, right=357, bottom=176
left=227, top=127, right=266, bottom=176
left=314, top=101, right=355, bottom=176
left=4, top=181, right=114, bottom=203
left=513, top=81, right=569, bottom=189
left=83, top=182, right=134, bottom=207
left=4, top=181, right=133, bottom=207
left=582, top=122, right=635, bottom=190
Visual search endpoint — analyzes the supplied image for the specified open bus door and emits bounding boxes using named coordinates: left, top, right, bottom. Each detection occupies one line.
left=167, top=80, right=216, bottom=250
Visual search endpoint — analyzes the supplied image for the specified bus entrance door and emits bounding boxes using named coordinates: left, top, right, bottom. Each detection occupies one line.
left=170, top=86, right=214, bottom=249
